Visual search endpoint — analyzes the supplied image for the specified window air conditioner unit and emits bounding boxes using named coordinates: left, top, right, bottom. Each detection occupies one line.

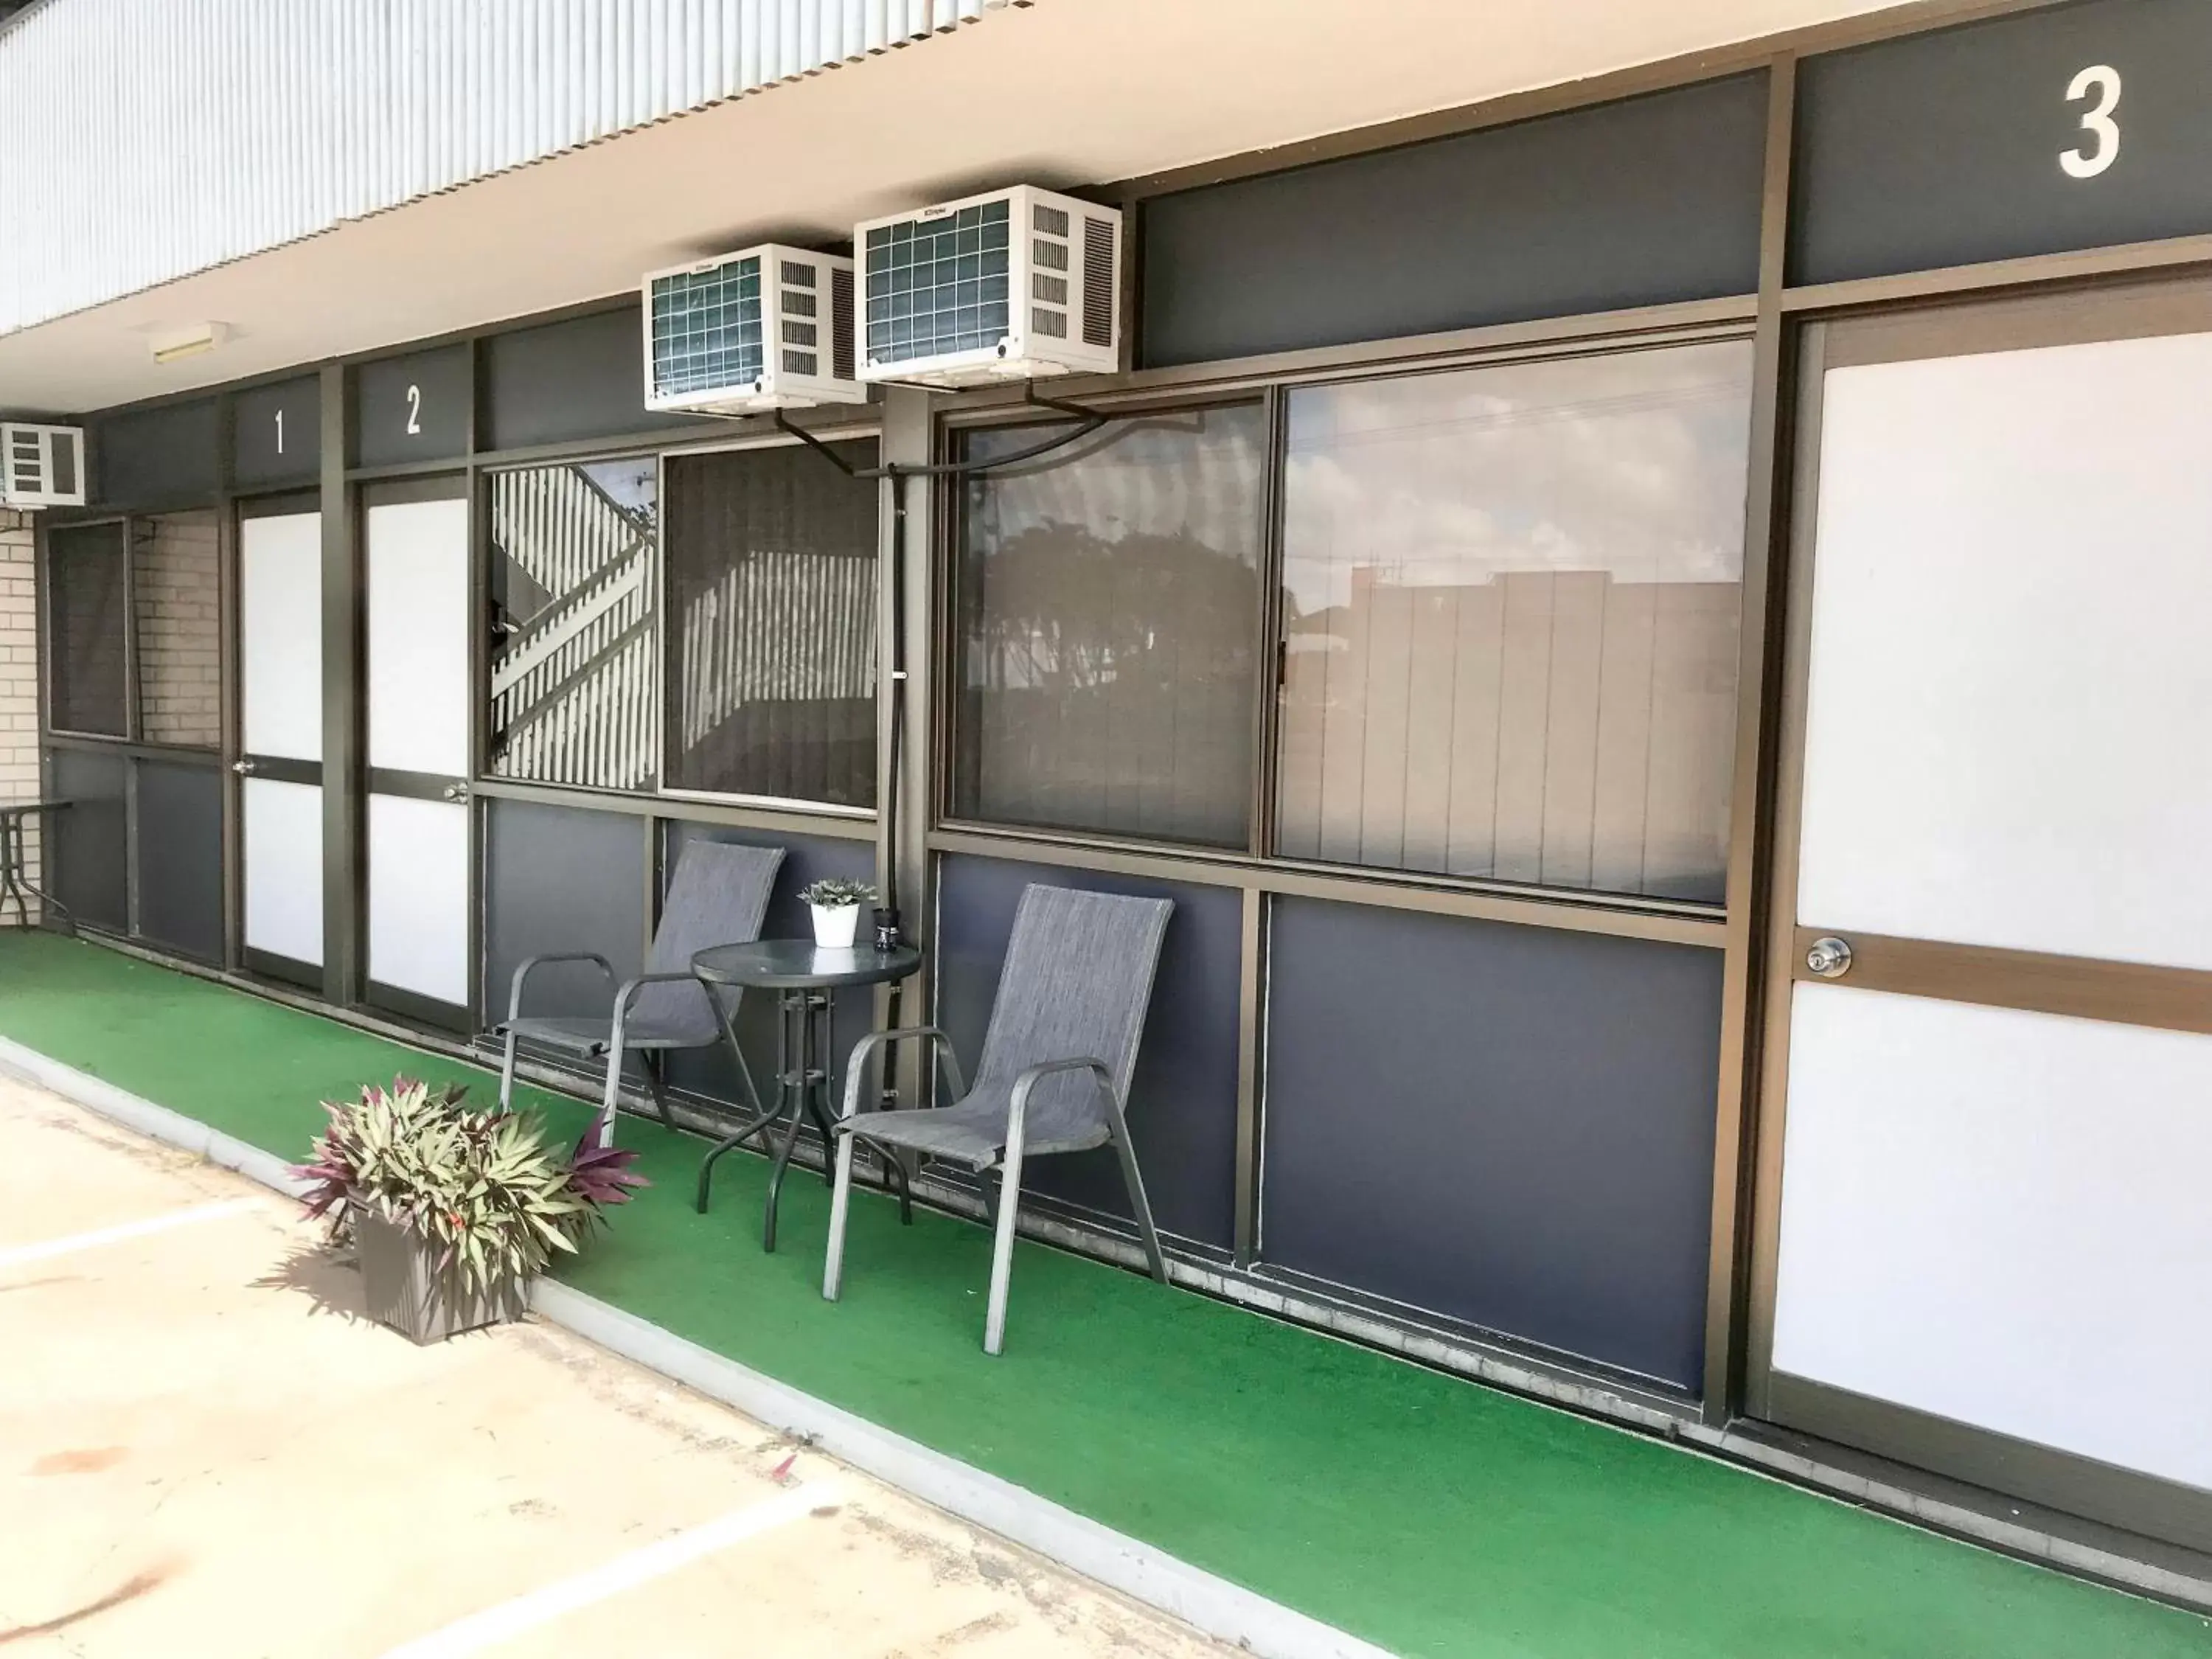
left=855, top=186, right=1121, bottom=389
left=0, top=423, right=86, bottom=510
left=642, top=244, right=865, bottom=416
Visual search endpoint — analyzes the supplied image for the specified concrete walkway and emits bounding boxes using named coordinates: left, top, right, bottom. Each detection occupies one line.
left=0, top=1076, right=1231, bottom=1658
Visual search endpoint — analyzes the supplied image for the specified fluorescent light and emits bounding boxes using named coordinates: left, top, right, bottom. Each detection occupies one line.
left=149, top=322, right=229, bottom=364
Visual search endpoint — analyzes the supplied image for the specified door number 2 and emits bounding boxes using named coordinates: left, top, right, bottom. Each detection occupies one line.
left=405, top=383, right=423, bottom=435
left=2061, top=64, right=2121, bottom=180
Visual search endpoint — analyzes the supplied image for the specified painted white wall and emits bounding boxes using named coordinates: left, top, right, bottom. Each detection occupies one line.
left=1798, top=330, right=2212, bottom=970
left=366, top=498, right=470, bottom=779
left=240, top=512, right=323, bottom=762
left=1773, top=984, right=2212, bottom=1493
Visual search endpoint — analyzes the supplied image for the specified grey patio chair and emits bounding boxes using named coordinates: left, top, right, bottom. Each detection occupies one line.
left=822, top=883, right=1172, bottom=1354
left=496, top=841, right=784, bottom=1147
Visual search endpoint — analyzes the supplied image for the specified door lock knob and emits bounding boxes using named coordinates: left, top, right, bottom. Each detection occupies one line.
left=1806, top=936, right=1854, bottom=979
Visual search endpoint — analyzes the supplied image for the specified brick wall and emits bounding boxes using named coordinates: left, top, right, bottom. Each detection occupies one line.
left=0, top=508, right=39, bottom=922
left=133, top=510, right=221, bottom=748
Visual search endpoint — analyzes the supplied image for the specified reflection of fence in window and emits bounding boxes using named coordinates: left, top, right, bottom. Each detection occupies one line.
left=132, top=511, right=221, bottom=748
left=488, top=463, right=657, bottom=791
left=673, top=548, right=876, bottom=748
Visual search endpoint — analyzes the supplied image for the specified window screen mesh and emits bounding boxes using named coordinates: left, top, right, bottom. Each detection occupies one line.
left=664, top=442, right=878, bottom=807
left=46, top=522, right=130, bottom=736
left=488, top=459, right=659, bottom=791
left=864, top=202, right=1011, bottom=365
left=133, top=511, right=221, bottom=748
left=953, top=408, right=1265, bottom=848
left=650, top=257, right=763, bottom=397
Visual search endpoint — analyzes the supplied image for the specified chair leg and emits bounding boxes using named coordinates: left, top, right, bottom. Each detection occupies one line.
left=595, top=1042, right=625, bottom=1150
left=823, top=1127, right=858, bottom=1301
left=640, top=1052, right=675, bottom=1130
left=498, top=1025, right=520, bottom=1114
left=1105, top=1093, right=1169, bottom=1286
left=983, top=1131, right=1027, bottom=1357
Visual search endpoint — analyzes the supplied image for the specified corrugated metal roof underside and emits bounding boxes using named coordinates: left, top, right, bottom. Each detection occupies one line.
left=0, top=0, right=1017, bottom=338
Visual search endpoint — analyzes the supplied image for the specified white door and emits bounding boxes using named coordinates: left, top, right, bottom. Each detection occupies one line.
left=1751, top=282, right=2212, bottom=1555
left=237, top=507, right=324, bottom=978
left=363, top=489, right=473, bottom=1014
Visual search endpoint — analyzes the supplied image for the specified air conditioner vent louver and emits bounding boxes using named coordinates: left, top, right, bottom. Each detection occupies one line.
left=0, top=423, right=86, bottom=510
left=856, top=187, right=1121, bottom=388
left=1082, top=217, right=1116, bottom=350
left=830, top=266, right=855, bottom=382
left=641, top=243, right=866, bottom=416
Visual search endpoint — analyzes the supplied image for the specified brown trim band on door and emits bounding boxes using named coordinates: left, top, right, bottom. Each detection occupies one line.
left=1767, top=1372, right=2212, bottom=1559
left=1790, top=927, right=2212, bottom=1038
left=359, top=473, right=470, bottom=509
left=1820, top=274, right=2212, bottom=369
left=366, top=766, right=465, bottom=802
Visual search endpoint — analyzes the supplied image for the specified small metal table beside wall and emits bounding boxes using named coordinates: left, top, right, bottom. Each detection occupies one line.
left=0, top=800, right=72, bottom=931
left=691, top=939, right=923, bottom=1252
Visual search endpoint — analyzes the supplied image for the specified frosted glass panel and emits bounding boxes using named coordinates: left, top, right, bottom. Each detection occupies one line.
left=366, top=496, right=470, bottom=777
left=240, top=512, right=322, bottom=761
left=1773, top=983, right=2212, bottom=1492
left=242, top=778, right=323, bottom=965
left=366, top=795, right=470, bottom=1005
left=1798, top=331, right=2212, bottom=970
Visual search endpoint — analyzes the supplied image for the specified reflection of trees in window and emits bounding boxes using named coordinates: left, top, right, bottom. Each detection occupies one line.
left=487, top=459, right=658, bottom=792
left=956, top=408, right=1265, bottom=848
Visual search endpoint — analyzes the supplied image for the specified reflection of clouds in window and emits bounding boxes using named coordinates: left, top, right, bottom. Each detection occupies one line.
left=1283, top=343, right=1753, bottom=618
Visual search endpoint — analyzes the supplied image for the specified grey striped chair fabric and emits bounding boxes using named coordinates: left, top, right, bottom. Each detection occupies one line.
left=824, top=883, right=1175, bottom=1354
left=846, top=886, right=1172, bottom=1168
left=497, top=840, right=782, bottom=1137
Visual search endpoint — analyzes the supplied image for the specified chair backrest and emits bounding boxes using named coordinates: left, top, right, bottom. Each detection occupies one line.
left=633, top=840, right=785, bottom=1039
left=970, top=884, right=1173, bottom=1142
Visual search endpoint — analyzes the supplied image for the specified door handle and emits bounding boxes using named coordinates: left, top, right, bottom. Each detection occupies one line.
left=231, top=759, right=257, bottom=776
left=441, top=781, right=471, bottom=803
left=1805, top=936, right=1854, bottom=979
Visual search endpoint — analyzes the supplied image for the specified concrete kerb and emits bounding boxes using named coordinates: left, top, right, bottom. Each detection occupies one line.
left=0, top=1033, right=1399, bottom=1659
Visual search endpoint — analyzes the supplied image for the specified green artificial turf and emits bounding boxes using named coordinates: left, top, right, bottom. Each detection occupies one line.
left=3, top=931, right=2207, bottom=1658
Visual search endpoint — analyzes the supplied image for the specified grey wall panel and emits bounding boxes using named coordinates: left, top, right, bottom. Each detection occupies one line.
left=1262, top=898, right=1722, bottom=1390
left=132, top=758, right=223, bottom=961
left=659, top=820, right=876, bottom=1107
left=92, top=398, right=218, bottom=507
left=481, top=798, right=648, bottom=1029
left=48, top=748, right=128, bottom=933
left=355, top=345, right=471, bottom=467
left=232, top=376, right=322, bottom=488
left=481, top=305, right=701, bottom=453
left=1139, top=74, right=1767, bottom=368
left=933, top=853, right=1241, bottom=1251
left=1792, top=0, right=2212, bottom=285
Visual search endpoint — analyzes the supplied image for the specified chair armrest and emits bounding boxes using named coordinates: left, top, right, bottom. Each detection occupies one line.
left=838, top=1026, right=967, bottom=1120
left=503, top=952, right=617, bottom=1028
left=1006, top=1057, right=1113, bottom=1144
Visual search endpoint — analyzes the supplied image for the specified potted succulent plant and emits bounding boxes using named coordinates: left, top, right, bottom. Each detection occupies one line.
left=799, top=877, right=877, bottom=949
left=291, top=1077, right=646, bottom=1344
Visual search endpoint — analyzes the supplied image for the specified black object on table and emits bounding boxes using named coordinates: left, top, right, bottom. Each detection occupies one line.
left=690, top=939, right=924, bottom=1252
left=0, top=800, right=72, bottom=931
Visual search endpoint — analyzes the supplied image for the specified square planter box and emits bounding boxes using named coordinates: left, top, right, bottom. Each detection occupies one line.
left=354, top=1208, right=529, bottom=1344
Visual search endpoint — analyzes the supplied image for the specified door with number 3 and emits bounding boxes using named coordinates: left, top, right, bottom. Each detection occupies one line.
left=1748, top=279, right=2212, bottom=1557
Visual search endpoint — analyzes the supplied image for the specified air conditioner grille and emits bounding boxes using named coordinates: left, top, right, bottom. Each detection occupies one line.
left=830, top=266, right=855, bottom=382
left=650, top=257, right=764, bottom=397
left=1082, top=218, right=1116, bottom=349
left=865, top=200, right=1012, bottom=364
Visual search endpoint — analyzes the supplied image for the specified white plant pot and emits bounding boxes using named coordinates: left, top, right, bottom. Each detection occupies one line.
left=810, top=903, right=860, bottom=948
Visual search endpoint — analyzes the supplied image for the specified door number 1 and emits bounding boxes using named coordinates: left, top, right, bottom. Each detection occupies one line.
left=2061, top=64, right=2121, bottom=180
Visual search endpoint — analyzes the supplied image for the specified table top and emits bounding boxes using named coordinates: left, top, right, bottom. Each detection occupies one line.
left=0, top=799, right=71, bottom=818
left=691, top=938, right=923, bottom=990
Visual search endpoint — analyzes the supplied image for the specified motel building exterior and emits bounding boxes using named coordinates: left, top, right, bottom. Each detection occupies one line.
left=3, top=0, right=2211, bottom=1646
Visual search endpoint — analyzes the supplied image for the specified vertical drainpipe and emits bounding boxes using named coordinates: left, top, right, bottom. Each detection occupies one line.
left=319, top=362, right=361, bottom=1007
left=877, top=384, right=934, bottom=1110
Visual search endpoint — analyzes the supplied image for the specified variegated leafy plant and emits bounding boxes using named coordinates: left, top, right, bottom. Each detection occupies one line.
left=292, top=1078, right=646, bottom=1295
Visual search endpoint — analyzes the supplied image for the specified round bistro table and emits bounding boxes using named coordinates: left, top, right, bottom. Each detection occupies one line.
left=689, top=939, right=923, bottom=1252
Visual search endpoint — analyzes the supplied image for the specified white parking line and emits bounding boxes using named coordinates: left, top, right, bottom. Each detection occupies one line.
left=376, top=1481, right=841, bottom=1659
left=0, top=1197, right=261, bottom=1270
